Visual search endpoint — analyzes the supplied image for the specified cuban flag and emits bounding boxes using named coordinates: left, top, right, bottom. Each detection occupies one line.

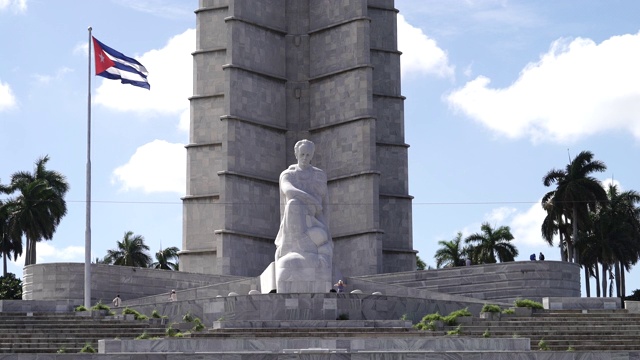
left=92, top=36, right=150, bottom=90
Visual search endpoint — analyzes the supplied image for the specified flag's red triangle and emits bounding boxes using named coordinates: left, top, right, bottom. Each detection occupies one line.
left=92, top=36, right=115, bottom=75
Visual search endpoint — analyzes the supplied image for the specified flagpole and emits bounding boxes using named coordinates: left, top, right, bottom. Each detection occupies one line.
left=85, top=26, right=93, bottom=308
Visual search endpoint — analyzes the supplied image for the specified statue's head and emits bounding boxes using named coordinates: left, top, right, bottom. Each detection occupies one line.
left=294, top=139, right=315, bottom=167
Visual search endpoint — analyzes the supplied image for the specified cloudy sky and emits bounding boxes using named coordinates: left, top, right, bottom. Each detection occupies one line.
left=1, top=0, right=640, bottom=296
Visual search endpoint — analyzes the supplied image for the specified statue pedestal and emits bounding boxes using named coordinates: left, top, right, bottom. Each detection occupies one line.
left=260, top=262, right=277, bottom=293
left=275, top=252, right=332, bottom=293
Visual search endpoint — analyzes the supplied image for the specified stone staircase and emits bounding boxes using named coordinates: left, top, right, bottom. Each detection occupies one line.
left=198, top=319, right=420, bottom=339
left=3, top=307, right=640, bottom=355
left=0, top=312, right=166, bottom=353
left=427, top=309, right=640, bottom=351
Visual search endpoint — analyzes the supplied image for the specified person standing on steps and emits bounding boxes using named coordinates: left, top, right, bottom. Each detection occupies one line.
left=112, top=294, right=122, bottom=307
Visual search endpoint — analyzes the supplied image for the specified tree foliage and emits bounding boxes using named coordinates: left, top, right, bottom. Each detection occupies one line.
left=151, top=246, right=180, bottom=270
left=465, top=223, right=518, bottom=264
left=104, top=231, right=152, bottom=267
left=542, top=150, right=607, bottom=262
left=5, top=156, right=69, bottom=266
left=434, top=232, right=467, bottom=268
left=0, top=272, right=22, bottom=300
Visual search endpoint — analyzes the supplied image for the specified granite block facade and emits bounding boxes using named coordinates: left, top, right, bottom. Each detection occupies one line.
left=353, top=260, right=581, bottom=304
left=373, top=96, right=404, bottom=142
left=189, top=95, right=225, bottom=144
left=309, top=0, right=367, bottom=30
left=182, top=0, right=414, bottom=277
left=22, top=263, right=246, bottom=304
left=101, top=336, right=531, bottom=354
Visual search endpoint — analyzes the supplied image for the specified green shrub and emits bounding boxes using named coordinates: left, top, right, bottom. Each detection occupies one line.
left=567, top=346, right=575, bottom=351
left=138, top=314, right=149, bottom=320
left=446, top=325, right=462, bottom=336
left=91, top=301, right=110, bottom=311
left=0, top=273, right=22, bottom=300
left=538, top=339, right=549, bottom=351
left=90, top=301, right=115, bottom=315
left=166, top=324, right=180, bottom=337
left=514, top=299, right=543, bottom=309
left=399, top=314, right=408, bottom=321
left=420, top=312, right=443, bottom=322
left=151, top=309, right=167, bottom=319
left=183, top=312, right=195, bottom=323
left=482, top=329, right=491, bottom=338
left=135, top=331, right=150, bottom=340
left=413, top=320, right=439, bottom=331
left=502, top=308, right=515, bottom=315
left=192, top=317, right=205, bottom=332
left=481, top=304, right=501, bottom=313
left=442, top=308, right=471, bottom=325
left=123, top=307, right=143, bottom=320
left=56, top=347, right=66, bottom=353
left=79, top=343, right=96, bottom=353
left=415, top=308, right=472, bottom=329
left=74, top=305, right=88, bottom=312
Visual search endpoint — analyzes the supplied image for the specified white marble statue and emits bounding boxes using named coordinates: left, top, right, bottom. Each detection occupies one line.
left=274, top=139, right=333, bottom=293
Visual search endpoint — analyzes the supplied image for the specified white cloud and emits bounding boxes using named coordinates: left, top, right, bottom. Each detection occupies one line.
left=74, top=42, right=88, bottom=56
left=447, top=32, right=640, bottom=143
left=112, top=0, right=192, bottom=19
left=0, top=0, right=26, bottom=13
left=0, top=80, right=17, bottom=111
left=509, top=202, right=549, bottom=247
left=6, top=242, right=86, bottom=279
left=398, top=14, right=454, bottom=78
left=32, top=67, right=73, bottom=85
left=36, top=242, right=85, bottom=263
left=601, top=178, right=622, bottom=191
left=178, top=108, right=189, bottom=132
left=94, top=28, right=194, bottom=120
left=460, top=202, right=551, bottom=248
left=112, top=139, right=186, bottom=194
left=485, top=206, right=517, bottom=224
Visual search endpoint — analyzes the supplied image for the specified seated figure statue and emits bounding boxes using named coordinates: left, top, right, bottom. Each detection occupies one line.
left=274, top=139, right=333, bottom=293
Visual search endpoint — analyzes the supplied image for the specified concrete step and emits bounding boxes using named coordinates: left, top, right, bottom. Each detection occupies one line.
left=0, top=312, right=168, bottom=354
left=0, top=330, right=166, bottom=339
left=193, top=331, right=424, bottom=339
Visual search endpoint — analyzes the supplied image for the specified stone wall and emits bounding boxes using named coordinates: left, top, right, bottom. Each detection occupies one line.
left=182, top=0, right=415, bottom=278
left=22, top=263, right=247, bottom=304
left=352, top=260, right=581, bottom=304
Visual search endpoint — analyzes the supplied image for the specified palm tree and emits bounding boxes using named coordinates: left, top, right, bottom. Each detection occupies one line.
left=9, top=156, right=69, bottom=266
left=8, top=179, right=66, bottom=266
left=587, top=184, right=640, bottom=297
left=104, top=231, right=152, bottom=267
left=576, top=223, right=605, bottom=297
left=541, top=197, right=571, bottom=261
left=465, top=223, right=518, bottom=264
left=542, top=150, right=607, bottom=263
left=434, top=232, right=467, bottom=268
left=151, top=246, right=180, bottom=270
left=0, top=198, right=23, bottom=276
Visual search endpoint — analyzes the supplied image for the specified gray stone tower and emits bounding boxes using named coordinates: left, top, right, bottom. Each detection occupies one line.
left=181, top=0, right=414, bottom=278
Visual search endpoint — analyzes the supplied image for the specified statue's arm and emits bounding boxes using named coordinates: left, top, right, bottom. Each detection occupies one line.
left=280, top=172, right=319, bottom=206
left=318, top=172, right=330, bottom=228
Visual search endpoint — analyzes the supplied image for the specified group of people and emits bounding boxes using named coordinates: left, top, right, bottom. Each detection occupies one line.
left=112, top=289, right=177, bottom=308
left=530, top=252, right=545, bottom=261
